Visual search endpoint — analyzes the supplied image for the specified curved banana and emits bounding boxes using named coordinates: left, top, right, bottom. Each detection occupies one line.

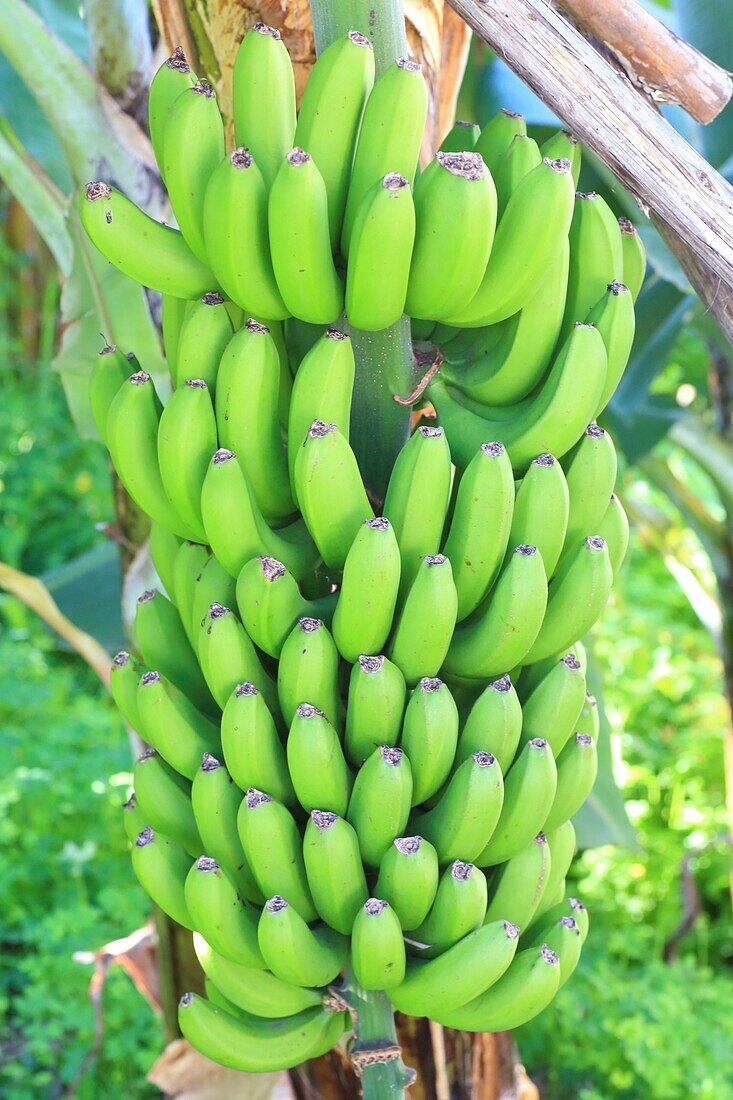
left=507, top=453, right=569, bottom=579
left=134, top=749, right=201, bottom=856
left=236, top=788, right=317, bottom=922
left=175, top=292, right=233, bottom=390
left=287, top=703, right=353, bottom=815
left=351, top=899, right=406, bottom=990
left=455, top=674, right=522, bottom=774
left=474, top=108, right=527, bottom=178
left=528, top=913, right=583, bottom=986
left=493, top=134, right=541, bottom=217
left=123, top=791, right=146, bottom=843
left=435, top=944, right=560, bottom=1031
left=528, top=821, right=577, bottom=930
left=190, top=753, right=263, bottom=902
left=529, top=895, right=589, bottom=944
left=477, top=738, right=557, bottom=867
left=586, top=281, right=636, bottom=413
left=303, top=811, right=369, bottom=934
left=388, top=554, right=458, bottom=687
left=157, top=379, right=216, bottom=541
left=401, top=678, right=459, bottom=805
left=278, top=617, right=342, bottom=730
left=347, top=745, right=413, bottom=867
left=411, top=860, right=487, bottom=958
left=131, top=826, right=194, bottom=930
left=374, top=835, right=439, bottom=931
left=597, top=492, right=630, bottom=575
left=148, top=46, right=197, bottom=178
left=172, top=541, right=211, bottom=648
left=197, top=602, right=278, bottom=713
left=190, top=554, right=237, bottom=637
left=221, top=682, right=294, bottom=806
left=544, top=733, right=598, bottom=832
left=415, top=752, right=504, bottom=863
left=89, top=343, right=132, bottom=444
left=136, top=670, right=220, bottom=780
left=483, top=832, right=551, bottom=929
left=184, top=859, right=264, bottom=967
left=520, top=653, right=587, bottom=757
left=563, top=191, right=624, bottom=330
left=344, top=655, right=406, bottom=767
left=235, top=556, right=310, bottom=659
left=540, top=129, right=581, bottom=184
left=232, top=23, right=296, bottom=190
left=439, top=118, right=479, bottom=153
left=561, top=423, right=618, bottom=553
left=135, top=588, right=213, bottom=712
left=332, top=518, right=401, bottom=662
left=149, top=522, right=183, bottom=599
left=258, top=896, right=348, bottom=987
left=110, top=650, right=145, bottom=729
left=618, top=217, right=646, bottom=300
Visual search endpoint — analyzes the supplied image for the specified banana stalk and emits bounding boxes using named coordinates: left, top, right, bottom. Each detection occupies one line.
left=335, top=967, right=416, bottom=1099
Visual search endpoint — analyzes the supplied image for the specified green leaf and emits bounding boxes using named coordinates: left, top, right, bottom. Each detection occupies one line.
left=40, top=542, right=124, bottom=655
left=0, top=119, right=72, bottom=273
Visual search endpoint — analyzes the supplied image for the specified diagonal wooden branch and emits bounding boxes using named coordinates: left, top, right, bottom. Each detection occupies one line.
left=557, top=0, right=732, bottom=124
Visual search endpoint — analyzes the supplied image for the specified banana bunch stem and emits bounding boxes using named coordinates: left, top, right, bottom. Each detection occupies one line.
left=338, top=966, right=416, bottom=1097
left=310, top=0, right=408, bottom=76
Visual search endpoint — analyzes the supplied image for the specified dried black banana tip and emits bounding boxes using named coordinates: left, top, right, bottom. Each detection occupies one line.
left=419, top=425, right=444, bottom=438
left=569, top=898, right=586, bottom=912
left=167, top=45, right=190, bottom=72
left=534, top=832, right=548, bottom=844
left=201, top=752, right=222, bottom=771
left=245, top=787, right=272, bottom=809
left=137, top=588, right=157, bottom=604
left=208, top=602, right=231, bottom=619
left=381, top=746, right=403, bottom=766
left=130, top=370, right=150, bottom=385
left=230, top=146, right=254, bottom=169
left=608, top=280, right=630, bottom=294
left=364, top=898, right=388, bottom=915
left=529, top=737, right=548, bottom=749
left=560, top=916, right=579, bottom=932
left=473, top=751, right=496, bottom=767
left=534, top=452, right=555, bottom=466
left=451, top=860, right=474, bottom=881
left=436, top=151, right=485, bottom=181
left=395, top=836, right=422, bottom=855
left=359, top=655, right=384, bottom=674
left=618, top=217, right=636, bottom=234
left=491, top=674, right=513, bottom=693
left=140, top=670, right=160, bottom=686
left=587, top=535, right=606, bottom=551
left=540, top=945, right=560, bottom=965
left=424, top=553, right=448, bottom=566
left=123, top=793, right=136, bottom=811
left=298, top=616, right=323, bottom=633
left=585, top=421, right=605, bottom=437
left=201, top=291, right=225, bottom=305
left=576, top=733, right=594, bottom=746
left=296, top=702, right=325, bottom=719
left=197, top=855, right=219, bottom=872
left=515, top=543, right=537, bottom=556
left=308, top=419, right=336, bottom=438
left=419, top=677, right=443, bottom=693
left=180, top=992, right=195, bottom=1007
left=501, top=108, right=523, bottom=119
left=192, top=81, right=216, bottom=99
left=253, top=21, right=280, bottom=38
left=137, top=748, right=156, bottom=762
left=98, top=342, right=117, bottom=356
left=366, top=516, right=391, bottom=530
left=504, top=921, right=520, bottom=939
left=212, top=447, right=236, bottom=463
left=326, top=328, right=349, bottom=341
left=396, top=57, right=421, bottom=72
left=482, top=441, right=505, bottom=457
left=348, top=30, right=372, bottom=48
left=382, top=172, right=409, bottom=190
left=236, top=681, right=258, bottom=697
left=186, top=378, right=208, bottom=389
left=246, top=318, right=270, bottom=333
left=562, top=653, right=582, bottom=670
left=260, top=555, right=286, bottom=581
left=312, top=810, right=338, bottom=830
left=545, top=157, right=572, bottom=173
left=136, top=826, right=155, bottom=847
left=86, top=181, right=111, bottom=201
left=112, top=650, right=130, bottom=668
left=266, top=894, right=289, bottom=912
left=287, top=147, right=311, bottom=167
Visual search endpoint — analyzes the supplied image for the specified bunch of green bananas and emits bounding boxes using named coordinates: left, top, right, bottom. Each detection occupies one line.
left=83, top=23, right=643, bottom=1077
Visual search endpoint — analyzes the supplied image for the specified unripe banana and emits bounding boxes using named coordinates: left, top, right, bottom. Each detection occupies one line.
left=520, top=653, right=586, bottom=757
left=341, top=57, right=428, bottom=255
left=574, top=689, right=600, bottom=741
left=232, top=23, right=296, bottom=190
left=435, top=943, right=560, bottom=1031
left=258, top=896, right=348, bottom=987
left=388, top=554, right=458, bottom=687
left=345, top=172, right=416, bottom=331
left=477, top=738, right=557, bottom=867
left=474, top=108, right=526, bottom=178
left=287, top=704, right=353, bottom=815
left=198, top=602, right=277, bottom=713
left=618, top=217, right=646, bottom=300
left=540, top=129, right=581, bottom=185
left=269, top=149, right=344, bottom=324
left=344, top=655, right=406, bottom=766
left=442, top=545, right=547, bottom=682
left=519, top=641, right=587, bottom=698
left=123, top=791, right=146, bottom=843
left=401, top=678, right=459, bottom=804
left=442, top=441, right=515, bottom=620
left=278, top=617, right=342, bottom=731
left=415, top=752, right=504, bottom=863
left=374, top=836, right=439, bottom=930
left=172, top=542, right=210, bottom=649
left=136, top=670, right=220, bottom=780
left=563, top=191, right=624, bottom=330
left=89, top=343, right=132, bottom=443
left=221, top=682, right=293, bottom=804
left=406, top=151, right=497, bottom=321
left=455, top=674, right=522, bottom=774
left=528, top=914, right=583, bottom=986
left=332, top=518, right=401, bottom=662
left=530, top=895, right=589, bottom=944
left=184, top=859, right=264, bottom=967
left=544, top=733, right=598, bottom=832
left=523, top=536, right=613, bottom=663
left=203, top=979, right=243, bottom=1017
left=236, top=788, right=317, bottom=922
left=507, top=453, right=569, bottom=578
left=294, top=420, right=374, bottom=568
left=161, top=294, right=187, bottom=379
left=411, top=860, right=487, bottom=958
left=294, top=31, right=375, bottom=247
left=347, top=746, right=413, bottom=866
left=351, top=899, right=406, bottom=990
left=586, top=281, right=636, bottom=412
left=440, top=118, right=480, bottom=152
left=483, top=832, right=551, bottom=929
left=134, top=749, right=201, bottom=855
left=235, top=557, right=310, bottom=659
left=191, top=553, right=237, bottom=637
left=390, top=919, right=519, bottom=1018
left=303, top=811, right=369, bottom=934
left=131, top=826, right=194, bottom=930
left=162, top=82, right=225, bottom=264
left=80, top=182, right=215, bottom=298
left=562, top=423, right=618, bottom=553
left=148, top=46, right=197, bottom=178
left=191, top=753, right=263, bottom=902
left=157, top=379, right=216, bottom=541
left=149, top=522, right=183, bottom=599
left=202, top=148, right=288, bottom=320
left=179, top=993, right=347, bottom=1073
left=528, top=821, right=576, bottom=930
left=446, top=157, right=575, bottom=327
left=494, top=133, right=541, bottom=216
left=174, top=292, right=233, bottom=390
left=215, top=319, right=293, bottom=521
left=135, top=588, right=214, bottom=712
left=110, top=651, right=145, bottom=729
left=383, top=425, right=452, bottom=598
left=597, top=493, right=629, bottom=575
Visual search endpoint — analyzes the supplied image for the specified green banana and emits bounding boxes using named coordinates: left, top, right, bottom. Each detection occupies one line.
left=520, top=653, right=587, bottom=757
left=136, top=670, right=220, bottom=780
left=89, top=343, right=132, bottom=443
left=202, top=148, right=288, bottom=319
left=287, top=704, right=353, bottom=815
left=184, top=859, right=264, bottom=967
left=134, top=749, right=201, bottom=856
left=303, top=811, right=369, bottom=934
left=528, top=914, right=582, bottom=986
left=523, top=536, right=613, bottom=663
left=190, top=553, right=237, bottom=636
left=446, top=157, right=575, bottom=327
left=214, top=319, right=294, bottom=521
left=529, top=895, right=589, bottom=944
left=474, top=108, right=526, bottom=178
left=197, top=602, right=277, bottom=713
left=528, top=821, right=576, bottom=930
left=389, top=919, right=519, bottom=1018
left=406, top=151, right=497, bottom=321
left=618, top=217, right=646, bottom=300
left=174, top=292, right=233, bottom=390
left=518, top=641, right=588, bottom=698
left=388, top=554, right=458, bottom=687
left=477, top=738, right=557, bottom=867
left=232, top=23, right=296, bottom=190
left=258, top=896, right=348, bottom=987
left=442, top=545, right=547, bottom=682
left=341, top=56, right=428, bottom=255
left=80, top=182, right=215, bottom=298
left=429, top=321, right=608, bottom=470
left=415, top=752, right=504, bottom=863
left=494, top=133, right=541, bottom=216
left=110, top=650, right=145, bottom=729
left=383, top=425, right=452, bottom=598
left=540, top=129, right=581, bottom=185
left=332, top=518, right=401, bottom=662
left=562, top=191, right=624, bottom=330
left=586, top=281, right=636, bottom=412
left=131, top=826, right=194, bottom=930
left=347, top=746, right=413, bottom=866
left=374, top=836, right=439, bottom=931
left=411, top=860, right=487, bottom=958
left=350, top=899, right=406, bottom=990
left=401, top=678, right=459, bottom=804
left=483, top=832, right=551, bottom=929
left=435, top=944, right=560, bottom=1031
left=278, top=617, right=342, bottom=730
left=344, top=655, right=406, bottom=766
left=157, top=378, right=216, bottom=541
left=191, top=753, right=263, bottom=902
left=442, top=440, right=515, bottom=620
left=455, top=674, right=522, bottom=774
left=439, top=119, right=480, bottom=153
left=172, top=541, right=210, bottom=648
left=293, top=420, right=374, bottom=568
left=149, top=521, right=183, bottom=599
left=162, top=82, right=225, bottom=264
left=544, top=733, right=598, bottom=832
left=235, top=556, right=310, bottom=659
left=294, top=31, right=375, bottom=247
left=597, top=493, right=630, bottom=575
left=135, top=588, right=213, bottom=712
left=268, top=149, right=344, bottom=324
left=123, top=791, right=146, bottom=843
left=561, top=423, right=618, bottom=553
left=345, top=172, right=416, bottom=331
left=161, top=294, right=187, bottom=379
left=506, top=453, right=569, bottom=578
left=221, top=682, right=293, bottom=805
left=148, top=46, right=197, bottom=178
left=237, top=788, right=317, bottom=922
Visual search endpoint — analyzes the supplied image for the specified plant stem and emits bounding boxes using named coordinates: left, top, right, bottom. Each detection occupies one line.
left=339, top=968, right=416, bottom=1099
left=310, top=0, right=409, bottom=77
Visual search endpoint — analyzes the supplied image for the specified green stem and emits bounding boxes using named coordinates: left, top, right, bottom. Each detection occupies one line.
left=340, top=968, right=415, bottom=1099
left=310, top=0, right=408, bottom=77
